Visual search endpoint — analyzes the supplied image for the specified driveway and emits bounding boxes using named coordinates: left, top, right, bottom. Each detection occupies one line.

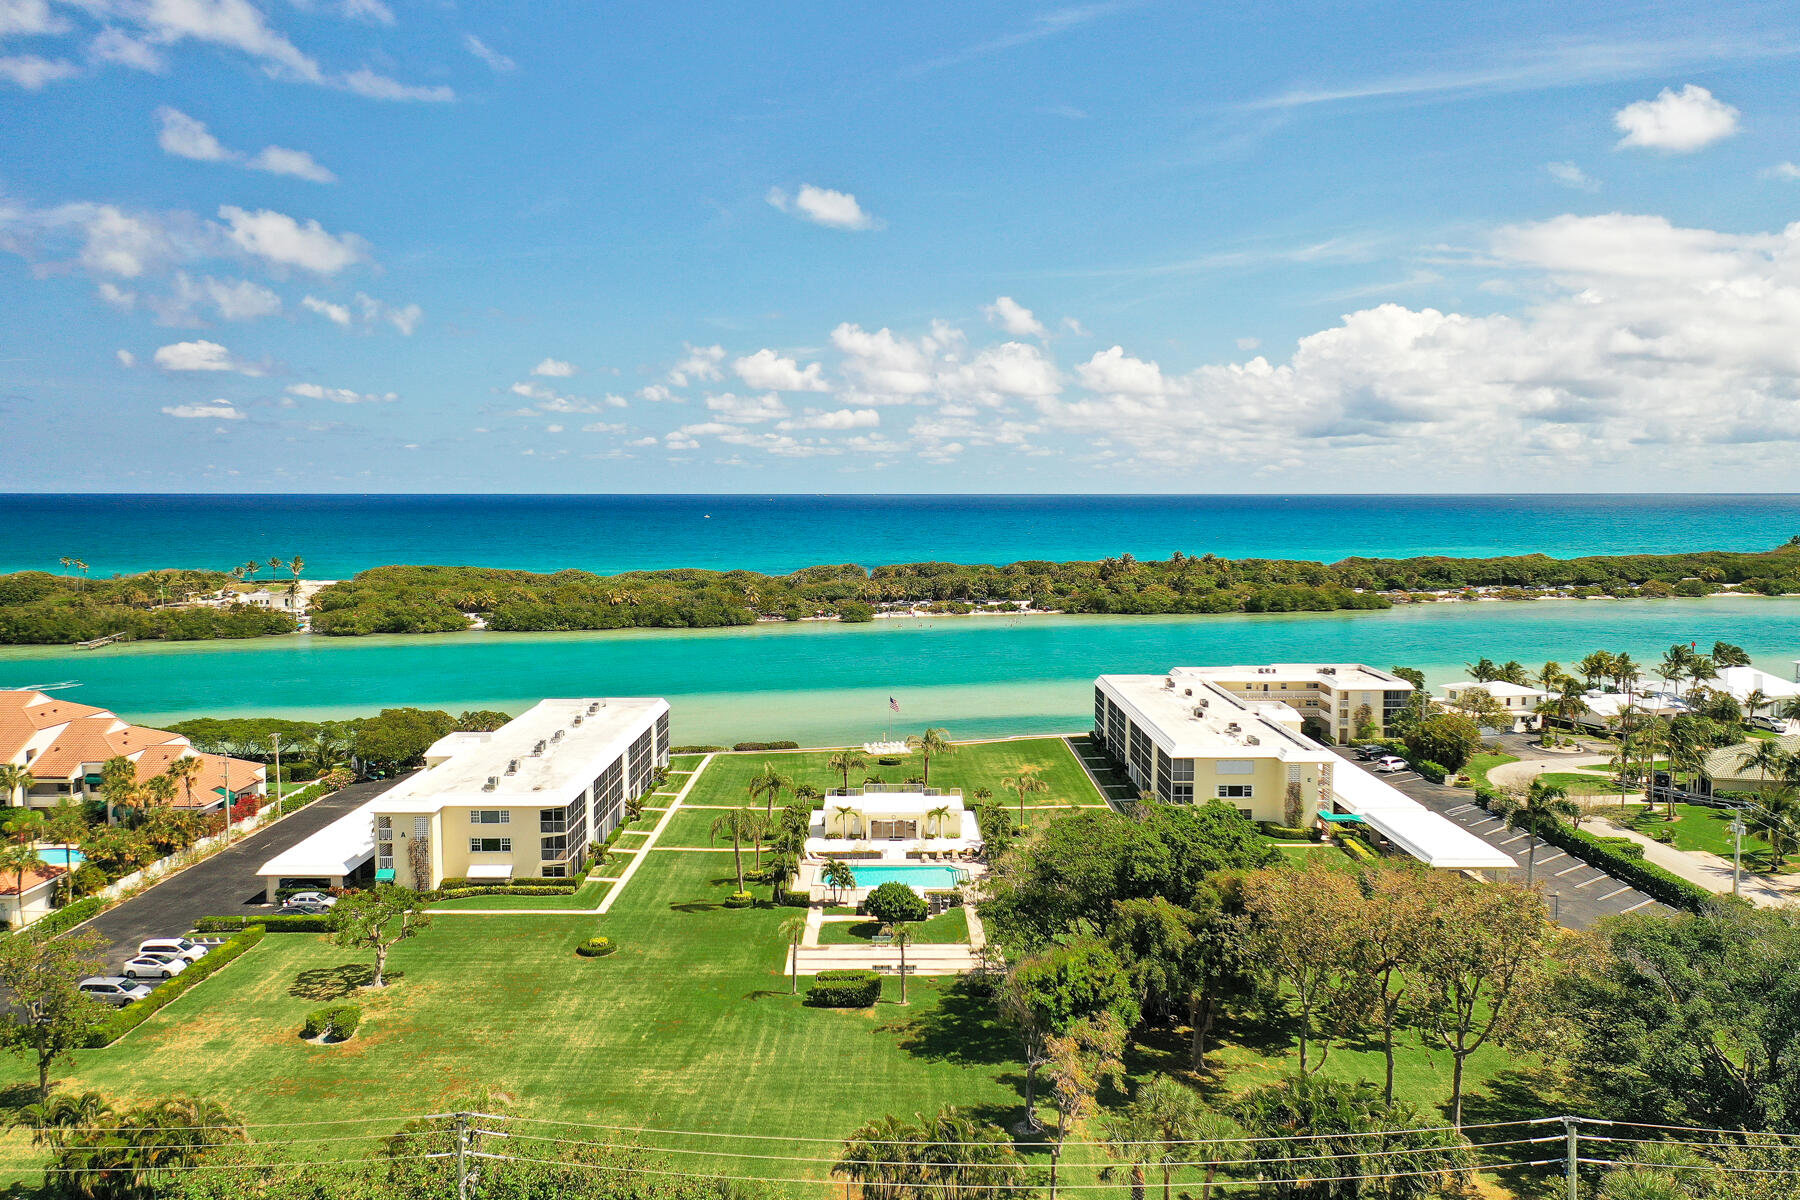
left=1332, top=749, right=1671, bottom=930
left=78, top=776, right=406, bottom=969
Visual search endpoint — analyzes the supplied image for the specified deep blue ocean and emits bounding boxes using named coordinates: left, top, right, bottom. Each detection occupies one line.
left=3, top=494, right=1797, bottom=578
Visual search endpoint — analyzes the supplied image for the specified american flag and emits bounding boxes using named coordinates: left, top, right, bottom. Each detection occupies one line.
left=889, top=696, right=900, bottom=712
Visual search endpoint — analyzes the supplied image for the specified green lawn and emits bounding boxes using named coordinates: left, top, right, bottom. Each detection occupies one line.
left=687, top=737, right=1104, bottom=810
left=816, top=908, right=970, bottom=946
left=1273, top=842, right=1355, bottom=868
left=665, top=753, right=706, bottom=773
left=429, top=878, right=613, bottom=910
left=1464, top=752, right=1519, bottom=791
left=1614, top=802, right=1776, bottom=864
left=655, top=807, right=773, bottom=848
left=1536, top=771, right=1636, bottom=797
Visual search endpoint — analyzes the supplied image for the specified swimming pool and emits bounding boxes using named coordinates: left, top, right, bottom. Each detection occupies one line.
left=839, top=864, right=968, bottom=892
left=37, top=846, right=85, bottom=868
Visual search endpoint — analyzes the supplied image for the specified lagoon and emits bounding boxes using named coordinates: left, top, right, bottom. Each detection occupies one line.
left=3, top=597, right=1797, bottom=745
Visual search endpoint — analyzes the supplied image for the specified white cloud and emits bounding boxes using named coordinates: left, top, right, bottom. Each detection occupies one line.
left=286, top=382, right=395, bottom=404
left=249, top=145, right=336, bottom=182
left=1766, top=162, right=1800, bottom=181
left=1545, top=161, right=1599, bottom=192
left=667, top=343, right=725, bottom=386
left=1235, top=336, right=1261, bottom=351
left=1613, top=84, right=1739, bottom=153
left=1077, top=346, right=1172, bottom=396
left=637, top=384, right=678, bottom=403
left=301, top=294, right=351, bottom=326
left=341, top=68, right=453, bottom=102
left=155, top=106, right=230, bottom=161
left=140, top=0, right=324, bottom=84
left=532, top=357, right=576, bottom=377
left=0, top=0, right=64, bottom=36
left=982, top=296, right=1046, bottom=337
left=153, top=338, right=260, bottom=373
left=732, top=348, right=829, bottom=391
left=88, top=27, right=164, bottom=72
left=766, top=184, right=880, bottom=231
left=162, top=401, right=244, bottom=420
left=580, top=421, right=624, bottom=434
left=219, top=206, right=365, bottom=274
left=705, top=392, right=790, bottom=423
left=115, top=348, right=135, bottom=367
left=97, top=282, right=137, bottom=310
left=0, top=54, right=78, bottom=89
left=148, top=272, right=281, bottom=324
left=952, top=341, right=1060, bottom=398
left=778, top=408, right=880, bottom=431
left=356, top=292, right=420, bottom=334
left=339, top=0, right=394, bottom=25
left=463, top=33, right=514, bottom=72
left=829, top=322, right=950, bottom=395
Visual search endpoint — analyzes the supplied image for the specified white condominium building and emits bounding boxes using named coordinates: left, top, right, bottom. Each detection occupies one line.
left=1179, top=663, right=1416, bottom=743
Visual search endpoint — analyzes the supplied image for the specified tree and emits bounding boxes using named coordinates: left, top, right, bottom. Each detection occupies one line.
left=836, top=1107, right=1026, bottom=1200
left=30, top=1092, right=244, bottom=1200
left=826, top=750, right=866, bottom=793
left=890, top=923, right=915, bottom=1005
left=1413, top=880, right=1556, bottom=1126
left=1240, top=861, right=1362, bottom=1073
left=1465, top=657, right=1500, bottom=682
left=926, top=804, right=952, bottom=838
left=777, top=914, right=806, bottom=995
left=822, top=858, right=856, bottom=900
left=1491, top=779, right=1579, bottom=886
left=1348, top=865, right=1432, bottom=1102
left=1453, top=686, right=1511, bottom=731
left=1002, top=764, right=1049, bottom=820
left=904, top=727, right=954, bottom=785
left=1233, top=1074, right=1471, bottom=1199
left=0, top=839, right=42, bottom=917
left=1103, top=1074, right=1240, bottom=1200
left=1713, top=640, right=1752, bottom=668
left=1402, top=712, right=1483, bottom=772
left=709, top=808, right=758, bottom=895
left=1045, top=1011, right=1125, bottom=1142
left=98, top=754, right=138, bottom=825
left=865, top=879, right=927, bottom=926
left=454, top=710, right=511, bottom=732
left=167, top=753, right=203, bottom=810
left=329, top=885, right=430, bottom=988
left=352, top=708, right=455, bottom=776
left=1579, top=650, right=1616, bottom=690
left=1001, top=940, right=1140, bottom=1130
left=0, top=762, right=31, bottom=809
left=1537, top=660, right=1566, bottom=693
left=0, top=928, right=107, bottom=1099
left=746, top=761, right=791, bottom=817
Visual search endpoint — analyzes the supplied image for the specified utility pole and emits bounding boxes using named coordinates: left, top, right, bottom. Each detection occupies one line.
left=223, top=756, right=231, bottom=846
left=1048, top=1141, right=1059, bottom=1200
left=1731, top=817, right=1746, bottom=897
left=1563, top=1116, right=1579, bottom=1200
left=271, top=733, right=283, bottom=815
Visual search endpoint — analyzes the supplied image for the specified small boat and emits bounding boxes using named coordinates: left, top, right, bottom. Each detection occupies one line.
left=10, top=680, right=80, bottom=692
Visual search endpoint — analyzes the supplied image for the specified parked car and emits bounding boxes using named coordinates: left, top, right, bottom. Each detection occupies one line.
left=1353, top=745, right=1386, bottom=760
left=122, top=953, right=188, bottom=981
left=79, top=977, right=153, bottom=1007
left=281, top=898, right=335, bottom=915
left=139, top=937, right=208, bottom=964
left=283, top=891, right=338, bottom=908
left=1373, top=756, right=1410, bottom=774
left=1749, top=715, right=1789, bottom=733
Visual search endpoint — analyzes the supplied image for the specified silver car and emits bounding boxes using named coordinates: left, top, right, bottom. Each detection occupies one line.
left=122, top=952, right=187, bottom=980
left=79, top=977, right=153, bottom=1006
left=139, top=936, right=208, bottom=964
left=1373, top=756, right=1410, bottom=774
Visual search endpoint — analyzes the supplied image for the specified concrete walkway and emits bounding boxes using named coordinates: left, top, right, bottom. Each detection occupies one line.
left=1488, top=753, right=1610, bottom=789
left=1578, top=815, right=1793, bottom=908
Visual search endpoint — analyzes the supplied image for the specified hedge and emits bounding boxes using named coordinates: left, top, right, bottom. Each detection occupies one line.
left=1339, top=837, right=1377, bottom=863
left=779, top=889, right=809, bottom=908
left=195, top=913, right=333, bottom=933
left=1260, top=823, right=1313, bottom=841
left=576, top=936, right=616, bottom=958
left=429, top=886, right=578, bottom=901
left=671, top=745, right=726, bottom=754
left=722, top=891, right=755, bottom=909
left=20, top=897, right=104, bottom=940
left=806, top=969, right=880, bottom=1008
left=438, top=875, right=584, bottom=890
left=301, top=1003, right=361, bottom=1041
left=732, top=741, right=800, bottom=752
left=88, top=925, right=266, bottom=1046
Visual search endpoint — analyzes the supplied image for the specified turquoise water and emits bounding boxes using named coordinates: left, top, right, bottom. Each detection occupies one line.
left=843, top=865, right=969, bottom=891
left=37, top=847, right=84, bottom=867
left=3, top=494, right=1798, bottom=577
left=3, top=597, right=1797, bottom=744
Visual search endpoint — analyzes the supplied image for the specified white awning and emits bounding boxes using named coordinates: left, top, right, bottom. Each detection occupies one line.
left=1331, top=763, right=1515, bottom=870
left=257, top=801, right=377, bottom=879
left=466, top=863, right=514, bottom=881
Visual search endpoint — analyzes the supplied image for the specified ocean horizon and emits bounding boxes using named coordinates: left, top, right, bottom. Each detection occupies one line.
left=3, top=492, right=1798, bottom=579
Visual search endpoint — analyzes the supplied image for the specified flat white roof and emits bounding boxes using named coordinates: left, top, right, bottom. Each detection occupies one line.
left=1444, top=681, right=1547, bottom=699
left=1098, top=672, right=1335, bottom=762
left=1331, top=763, right=1516, bottom=870
left=832, top=793, right=967, bottom=815
left=1712, top=666, right=1800, bottom=702
left=1189, top=663, right=1414, bottom=691
left=258, top=800, right=378, bottom=879
left=374, top=697, right=668, bottom=813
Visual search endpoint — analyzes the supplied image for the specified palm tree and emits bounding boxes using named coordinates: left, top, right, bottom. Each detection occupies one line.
left=1101, top=1075, right=1240, bottom=1200
left=890, top=923, right=915, bottom=1005
left=972, top=786, right=993, bottom=805
left=287, top=554, right=304, bottom=597
left=309, top=727, right=345, bottom=773
left=98, top=754, right=138, bottom=825
left=1657, top=644, right=1693, bottom=697
left=1536, top=660, right=1565, bottom=693
left=0, top=763, right=32, bottom=809
left=747, top=761, right=791, bottom=817
left=777, top=914, right=806, bottom=994
left=822, top=858, right=856, bottom=901
left=166, top=754, right=203, bottom=810
left=792, top=782, right=822, bottom=809
left=1578, top=650, right=1614, bottom=690
left=1003, top=765, right=1049, bottom=820
left=1738, top=739, right=1791, bottom=792
left=140, top=773, right=177, bottom=811
left=1613, top=652, right=1641, bottom=694
left=926, top=804, right=952, bottom=839
left=1465, top=657, right=1500, bottom=682
left=1749, top=785, right=1800, bottom=871
left=831, top=804, right=860, bottom=839
left=710, top=808, right=758, bottom=895
left=18, top=1088, right=116, bottom=1142
left=904, top=728, right=954, bottom=785
left=826, top=750, right=866, bottom=792
left=1492, top=780, right=1579, bottom=886
left=745, top=809, right=771, bottom=867
left=0, top=839, right=41, bottom=920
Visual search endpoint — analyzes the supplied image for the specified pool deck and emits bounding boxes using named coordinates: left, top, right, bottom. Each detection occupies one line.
left=790, top=905, right=987, bottom=976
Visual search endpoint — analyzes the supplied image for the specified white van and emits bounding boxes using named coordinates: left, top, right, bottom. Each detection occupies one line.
left=138, top=937, right=208, bottom=964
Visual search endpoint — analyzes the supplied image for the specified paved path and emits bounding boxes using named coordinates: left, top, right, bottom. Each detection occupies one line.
left=78, top=776, right=408, bottom=969
left=1487, top=752, right=1610, bottom=789
left=1578, top=816, right=1793, bottom=908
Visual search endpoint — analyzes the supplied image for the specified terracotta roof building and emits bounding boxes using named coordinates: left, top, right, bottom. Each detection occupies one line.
left=0, top=690, right=265, bottom=811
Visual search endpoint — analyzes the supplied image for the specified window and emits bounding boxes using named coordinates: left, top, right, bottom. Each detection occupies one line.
left=1215, top=760, right=1254, bottom=775
left=542, top=865, right=566, bottom=879
left=471, top=810, right=510, bottom=825
left=1237, top=808, right=1253, bottom=819
left=1217, top=784, right=1254, bottom=799
left=469, top=837, right=512, bottom=853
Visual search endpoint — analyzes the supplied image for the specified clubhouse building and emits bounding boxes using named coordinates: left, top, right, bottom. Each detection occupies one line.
left=258, top=697, right=669, bottom=898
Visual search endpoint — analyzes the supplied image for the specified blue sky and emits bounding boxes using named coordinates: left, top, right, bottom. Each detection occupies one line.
left=2, top=0, right=1798, bottom=493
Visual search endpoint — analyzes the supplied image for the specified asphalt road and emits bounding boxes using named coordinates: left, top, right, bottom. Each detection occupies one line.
left=78, top=776, right=405, bottom=970
left=1331, top=748, right=1672, bottom=930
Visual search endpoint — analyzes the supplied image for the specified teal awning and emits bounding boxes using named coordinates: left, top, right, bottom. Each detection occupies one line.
left=1317, top=812, right=1368, bottom=824
left=83, top=774, right=103, bottom=786
left=374, top=868, right=396, bottom=882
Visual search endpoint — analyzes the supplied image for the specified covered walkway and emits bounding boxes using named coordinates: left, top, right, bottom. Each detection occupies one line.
left=256, top=800, right=377, bottom=901
left=1331, top=763, right=1516, bottom=870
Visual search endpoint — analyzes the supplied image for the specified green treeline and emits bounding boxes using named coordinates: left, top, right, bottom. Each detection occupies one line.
left=2, top=541, right=1797, bottom=642
left=0, top=569, right=294, bottom=645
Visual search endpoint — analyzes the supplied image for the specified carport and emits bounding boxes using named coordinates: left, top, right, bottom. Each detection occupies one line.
left=1330, top=763, right=1516, bottom=870
left=256, top=801, right=377, bottom=902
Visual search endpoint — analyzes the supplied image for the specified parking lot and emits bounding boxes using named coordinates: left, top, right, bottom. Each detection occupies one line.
left=1332, top=748, right=1672, bottom=929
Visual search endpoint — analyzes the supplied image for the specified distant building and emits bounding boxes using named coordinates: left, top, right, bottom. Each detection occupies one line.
left=1160, top=663, right=1416, bottom=743
left=0, top=690, right=264, bottom=812
left=1441, top=681, right=1550, bottom=732
left=1696, top=733, right=1800, bottom=798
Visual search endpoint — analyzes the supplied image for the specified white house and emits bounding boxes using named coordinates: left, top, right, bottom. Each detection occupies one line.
left=1441, top=681, right=1550, bottom=732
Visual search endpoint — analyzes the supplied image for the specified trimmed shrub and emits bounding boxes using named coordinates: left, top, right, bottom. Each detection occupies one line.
left=731, top=741, right=800, bottom=752
left=805, top=968, right=880, bottom=1008
left=1339, top=838, right=1377, bottom=863
left=575, top=936, right=616, bottom=958
left=671, top=745, right=727, bottom=754
left=195, top=913, right=332, bottom=933
left=1475, top=789, right=1717, bottom=912
left=89, top=926, right=266, bottom=1046
left=1259, top=823, right=1313, bottom=841
left=428, top=886, right=577, bottom=901
left=19, top=896, right=104, bottom=940
left=1413, top=759, right=1449, bottom=781
left=779, top=889, right=809, bottom=908
left=865, top=880, right=927, bottom=925
left=301, top=1003, right=361, bottom=1041
left=722, top=891, right=755, bottom=909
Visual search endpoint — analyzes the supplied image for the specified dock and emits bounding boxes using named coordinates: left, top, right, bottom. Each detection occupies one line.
left=72, top=632, right=129, bottom=650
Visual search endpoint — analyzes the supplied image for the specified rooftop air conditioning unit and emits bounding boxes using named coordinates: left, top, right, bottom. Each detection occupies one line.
left=572, top=715, right=583, bottom=726
left=1320, top=667, right=1336, bottom=675
left=1225, top=722, right=1241, bottom=733
left=588, top=702, right=602, bottom=714
left=533, top=739, right=547, bottom=755
left=1192, top=706, right=1206, bottom=718
left=552, top=729, right=564, bottom=742
left=483, top=776, right=499, bottom=791
left=1183, top=688, right=1193, bottom=697
left=505, top=759, right=519, bottom=775
left=1164, top=676, right=1174, bottom=688
left=1245, top=735, right=1260, bottom=745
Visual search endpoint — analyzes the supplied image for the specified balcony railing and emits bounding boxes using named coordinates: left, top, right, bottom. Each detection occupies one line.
left=826, top=785, right=962, bottom=798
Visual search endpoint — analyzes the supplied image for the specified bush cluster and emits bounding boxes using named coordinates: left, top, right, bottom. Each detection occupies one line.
left=301, top=1003, right=362, bottom=1041
left=1414, top=759, right=1449, bottom=780
left=722, top=891, right=756, bottom=909
left=1474, top=788, right=1715, bottom=911
left=15, top=897, right=104, bottom=941
left=195, top=914, right=332, bottom=933
left=731, top=741, right=800, bottom=752
left=88, top=926, right=265, bottom=1046
left=575, top=936, right=616, bottom=958
left=671, top=744, right=726, bottom=754
left=805, top=968, right=881, bottom=1008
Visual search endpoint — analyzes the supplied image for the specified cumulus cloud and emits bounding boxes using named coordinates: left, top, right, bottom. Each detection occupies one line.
left=1077, top=346, right=1173, bottom=396
left=88, top=28, right=164, bottom=72
left=766, top=184, right=881, bottom=230
left=463, top=33, right=513, bottom=72
left=1545, top=161, right=1599, bottom=192
left=0, top=0, right=65, bottom=37
left=147, top=272, right=282, bottom=324
left=341, top=68, right=453, bottom=102
left=982, top=296, right=1046, bottom=337
left=667, top=343, right=725, bottom=386
left=248, top=145, right=336, bottom=183
left=705, top=392, right=791, bottom=423
left=778, top=408, right=880, bottom=431
left=532, top=357, right=576, bottom=377
left=301, top=294, right=351, bottom=326
left=286, top=382, right=396, bottom=404
left=156, top=106, right=231, bottom=161
left=219, top=206, right=365, bottom=273
left=115, top=348, right=135, bottom=367
left=0, top=54, right=78, bottom=89
left=732, top=348, right=828, bottom=392
left=161, top=401, right=244, bottom=420
left=1613, top=85, right=1739, bottom=152
left=152, top=338, right=260, bottom=374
